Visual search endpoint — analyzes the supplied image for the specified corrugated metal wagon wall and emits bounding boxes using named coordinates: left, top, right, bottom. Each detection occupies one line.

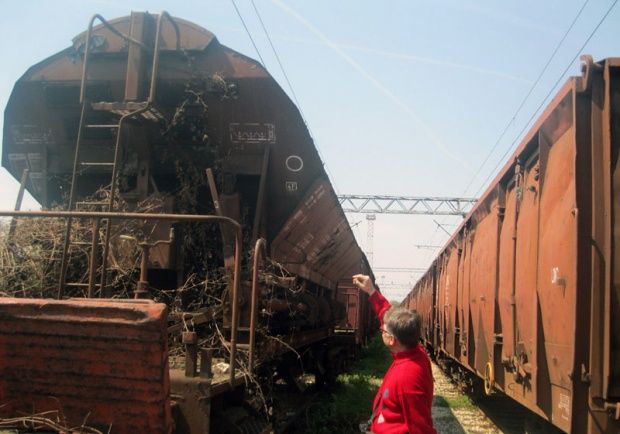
left=407, top=57, right=620, bottom=433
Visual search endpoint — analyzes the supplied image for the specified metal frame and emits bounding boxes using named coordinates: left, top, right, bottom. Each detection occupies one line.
left=60, top=12, right=182, bottom=298
left=249, top=238, right=267, bottom=370
left=338, top=194, right=477, bottom=216
left=2, top=210, right=242, bottom=385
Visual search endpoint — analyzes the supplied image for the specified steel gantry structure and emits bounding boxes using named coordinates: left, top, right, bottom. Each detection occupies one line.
left=339, top=194, right=477, bottom=270
left=338, top=195, right=477, bottom=216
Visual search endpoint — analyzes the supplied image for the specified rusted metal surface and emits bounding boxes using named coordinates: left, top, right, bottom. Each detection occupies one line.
left=97, top=104, right=153, bottom=297
left=1, top=12, right=372, bottom=433
left=466, top=200, right=499, bottom=378
left=411, top=270, right=435, bottom=345
left=0, top=209, right=243, bottom=387
left=148, top=11, right=180, bottom=103
left=87, top=217, right=101, bottom=297
left=335, top=282, right=373, bottom=345
left=169, top=371, right=212, bottom=434
left=407, top=57, right=620, bottom=434
left=249, top=238, right=267, bottom=369
left=1, top=10, right=367, bottom=299
left=0, top=298, right=171, bottom=433
left=436, top=243, right=460, bottom=359
left=1, top=11, right=359, bottom=260
left=605, top=59, right=620, bottom=401
left=121, top=228, right=175, bottom=299
left=272, top=179, right=367, bottom=290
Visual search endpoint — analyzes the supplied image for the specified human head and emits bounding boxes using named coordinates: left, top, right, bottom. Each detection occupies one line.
left=382, top=306, right=421, bottom=349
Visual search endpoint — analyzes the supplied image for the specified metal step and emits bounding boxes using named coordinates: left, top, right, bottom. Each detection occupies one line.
left=71, top=241, right=104, bottom=247
left=64, top=282, right=101, bottom=288
left=85, top=124, right=120, bottom=129
left=79, top=162, right=115, bottom=167
left=90, top=101, right=164, bottom=121
left=75, top=201, right=109, bottom=207
left=224, top=342, right=251, bottom=349
left=91, top=101, right=148, bottom=111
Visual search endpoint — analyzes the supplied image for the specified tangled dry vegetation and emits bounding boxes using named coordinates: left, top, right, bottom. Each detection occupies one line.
left=0, top=411, right=105, bottom=434
left=0, top=189, right=169, bottom=299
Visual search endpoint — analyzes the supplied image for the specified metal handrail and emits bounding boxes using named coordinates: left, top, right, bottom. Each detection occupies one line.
left=149, top=11, right=181, bottom=103
left=80, top=14, right=152, bottom=104
left=79, top=11, right=181, bottom=104
left=58, top=104, right=151, bottom=298
left=98, top=104, right=151, bottom=296
left=71, top=11, right=182, bottom=293
left=2, top=210, right=242, bottom=384
left=58, top=103, right=89, bottom=296
left=248, top=238, right=267, bottom=370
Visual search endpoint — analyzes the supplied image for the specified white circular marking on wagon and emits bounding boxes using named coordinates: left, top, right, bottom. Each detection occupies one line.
left=285, top=155, right=304, bottom=172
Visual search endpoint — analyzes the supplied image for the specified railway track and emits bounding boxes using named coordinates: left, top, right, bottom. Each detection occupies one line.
left=432, top=363, right=562, bottom=434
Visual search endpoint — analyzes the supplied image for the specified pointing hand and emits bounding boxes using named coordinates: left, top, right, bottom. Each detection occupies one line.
left=352, top=274, right=376, bottom=296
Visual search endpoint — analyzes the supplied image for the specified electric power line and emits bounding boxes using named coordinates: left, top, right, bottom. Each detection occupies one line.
left=247, top=0, right=340, bottom=194
left=462, top=0, right=592, bottom=197
left=230, top=0, right=267, bottom=67
left=250, top=0, right=304, bottom=114
left=474, top=0, right=619, bottom=198
left=426, top=0, right=618, bottom=251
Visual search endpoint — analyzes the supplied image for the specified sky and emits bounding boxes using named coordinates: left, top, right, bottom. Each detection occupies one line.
left=1, top=0, right=619, bottom=300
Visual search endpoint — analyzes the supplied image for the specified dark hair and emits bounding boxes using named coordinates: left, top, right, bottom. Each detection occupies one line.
left=383, top=307, right=421, bottom=348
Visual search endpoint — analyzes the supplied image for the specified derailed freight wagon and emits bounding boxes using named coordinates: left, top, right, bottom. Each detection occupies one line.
left=408, top=56, right=620, bottom=433
left=0, top=11, right=374, bottom=433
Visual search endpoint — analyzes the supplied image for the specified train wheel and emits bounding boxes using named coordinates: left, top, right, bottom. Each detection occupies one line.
left=484, top=361, right=495, bottom=395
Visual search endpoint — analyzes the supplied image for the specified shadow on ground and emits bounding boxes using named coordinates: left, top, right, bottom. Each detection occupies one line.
left=476, top=394, right=564, bottom=434
left=432, top=395, right=467, bottom=434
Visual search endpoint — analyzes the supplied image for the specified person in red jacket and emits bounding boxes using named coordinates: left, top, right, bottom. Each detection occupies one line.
left=352, top=274, right=436, bottom=434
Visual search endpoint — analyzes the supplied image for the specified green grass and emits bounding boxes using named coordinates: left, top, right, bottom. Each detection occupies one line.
left=434, top=394, right=476, bottom=410
left=444, top=394, right=476, bottom=410
left=303, top=337, right=392, bottom=434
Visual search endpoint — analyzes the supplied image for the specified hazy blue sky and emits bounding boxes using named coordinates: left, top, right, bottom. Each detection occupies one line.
left=1, top=0, right=619, bottom=299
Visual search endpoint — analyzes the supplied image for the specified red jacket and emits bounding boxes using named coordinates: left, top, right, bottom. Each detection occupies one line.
left=368, top=291, right=436, bottom=434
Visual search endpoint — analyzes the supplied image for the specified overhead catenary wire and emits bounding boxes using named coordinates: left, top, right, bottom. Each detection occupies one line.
left=461, top=0, right=592, bottom=197
left=247, top=0, right=340, bottom=193
left=473, top=0, right=619, bottom=198
left=250, top=0, right=304, bottom=115
left=230, top=0, right=267, bottom=67
left=426, top=0, right=617, bottom=252
left=231, top=0, right=333, bottom=189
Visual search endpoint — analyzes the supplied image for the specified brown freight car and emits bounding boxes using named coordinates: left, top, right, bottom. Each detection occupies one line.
left=335, top=280, right=376, bottom=346
left=408, top=56, right=620, bottom=433
left=0, top=11, right=373, bottom=433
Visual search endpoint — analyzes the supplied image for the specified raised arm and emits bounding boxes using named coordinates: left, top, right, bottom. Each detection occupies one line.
left=352, top=274, right=392, bottom=324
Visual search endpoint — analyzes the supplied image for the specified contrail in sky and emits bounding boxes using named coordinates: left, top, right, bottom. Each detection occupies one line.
left=271, top=0, right=476, bottom=174
left=267, top=33, right=530, bottom=83
left=336, top=44, right=531, bottom=84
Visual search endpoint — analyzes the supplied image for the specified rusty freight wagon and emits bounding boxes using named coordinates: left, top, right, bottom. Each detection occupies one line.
left=407, top=56, right=620, bottom=433
left=0, top=11, right=373, bottom=433
left=334, top=281, right=376, bottom=345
